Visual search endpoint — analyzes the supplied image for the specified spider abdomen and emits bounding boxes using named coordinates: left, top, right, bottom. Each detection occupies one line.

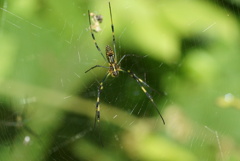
left=106, top=45, right=116, bottom=64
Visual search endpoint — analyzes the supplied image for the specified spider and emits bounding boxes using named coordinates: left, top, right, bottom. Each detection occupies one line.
left=85, top=2, right=165, bottom=127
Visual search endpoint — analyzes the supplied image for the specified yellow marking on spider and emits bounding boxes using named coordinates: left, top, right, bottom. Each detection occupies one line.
left=141, top=86, right=147, bottom=93
left=138, top=79, right=144, bottom=83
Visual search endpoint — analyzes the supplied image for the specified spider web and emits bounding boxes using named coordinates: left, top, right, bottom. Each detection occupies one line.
left=0, top=0, right=240, bottom=161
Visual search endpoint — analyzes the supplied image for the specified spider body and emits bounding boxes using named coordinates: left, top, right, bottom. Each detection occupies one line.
left=86, top=2, right=165, bottom=126
left=106, top=45, right=120, bottom=77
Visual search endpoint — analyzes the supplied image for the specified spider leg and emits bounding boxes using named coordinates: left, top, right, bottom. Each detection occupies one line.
left=108, top=2, right=117, bottom=60
left=126, top=69, right=164, bottom=96
left=88, top=10, right=107, bottom=61
left=94, top=73, right=111, bottom=129
left=85, top=65, right=109, bottom=73
left=121, top=68, right=165, bottom=124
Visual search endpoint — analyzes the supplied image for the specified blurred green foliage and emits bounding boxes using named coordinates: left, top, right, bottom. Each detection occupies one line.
left=0, top=0, right=240, bottom=160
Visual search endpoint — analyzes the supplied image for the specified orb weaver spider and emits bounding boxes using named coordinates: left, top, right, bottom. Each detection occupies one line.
left=85, top=2, right=165, bottom=127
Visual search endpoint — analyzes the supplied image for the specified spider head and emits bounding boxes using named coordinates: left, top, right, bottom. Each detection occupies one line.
left=109, top=64, right=119, bottom=77
left=111, top=70, right=119, bottom=77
